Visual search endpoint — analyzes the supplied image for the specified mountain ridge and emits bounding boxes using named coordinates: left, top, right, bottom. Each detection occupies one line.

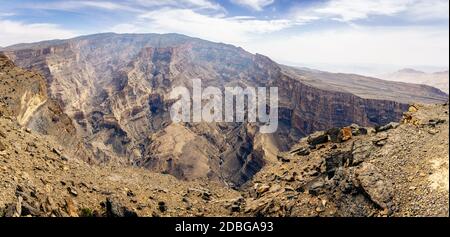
left=0, top=33, right=447, bottom=186
left=0, top=34, right=448, bottom=217
left=381, top=68, right=449, bottom=94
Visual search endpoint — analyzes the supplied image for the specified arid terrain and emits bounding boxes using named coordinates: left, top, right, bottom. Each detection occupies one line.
left=382, top=68, right=449, bottom=94
left=0, top=33, right=448, bottom=217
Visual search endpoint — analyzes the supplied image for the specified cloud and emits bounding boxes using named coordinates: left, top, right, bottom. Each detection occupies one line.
left=110, top=8, right=294, bottom=44
left=76, top=1, right=128, bottom=10
left=312, top=0, right=409, bottom=22
left=294, top=0, right=449, bottom=22
left=405, top=0, right=449, bottom=21
left=231, top=0, right=275, bottom=11
left=245, top=26, right=449, bottom=67
left=0, top=13, right=16, bottom=18
left=133, top=0, right=223, bottom=11
left=24, top=1, right=142, bottom=13
left=26, top=0, right=223, bottom=13
left=0, top=20, right=77, bottom=47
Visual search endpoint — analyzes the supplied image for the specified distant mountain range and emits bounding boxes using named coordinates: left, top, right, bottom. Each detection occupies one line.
left=381, top=68, right=449, bottom=94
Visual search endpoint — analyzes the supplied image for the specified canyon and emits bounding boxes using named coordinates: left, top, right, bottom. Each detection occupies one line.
left=0, top=33, right=448, bottom=188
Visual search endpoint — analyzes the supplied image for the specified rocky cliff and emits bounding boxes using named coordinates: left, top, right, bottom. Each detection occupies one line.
left=1, top=98, right=447, bottom=217
left=1, top=33, right=447, bottom=186
left=0, top=54, right=92, bottom=163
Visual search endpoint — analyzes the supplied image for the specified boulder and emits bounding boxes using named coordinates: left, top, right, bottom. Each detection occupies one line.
left=255, top=183, right=271, bottom=195
left=358, top=127, right=368, bottom=135
left=277, top=152, right=290, bottom=163
left=355, top=163, right=394, bottom=214
left=375, top=122, right=399, bottom=133
left=351, top=140, right=375, bottom=165
left=4, top=196, right=22, bottom=217
left=158, top=201, right=167, bottom=212
left=67, top=187, right=78, bottom=197
left=226, top=197, right=244, bottom=213
left=105, top=197, right=138, bottom=217
left=408, top=105, right=418, bottom=112
left=290, top=147, right=310, bottom=156
left=327, top=127, right=353, bottom=143
left=327, top=128, right=341, bottom=143
left=21, top=201, right=41, bottom=216
left=308, top=179, right=325, bottom=196
left=428, top=119, right=446, bottom=127
left=349, top=124, right=361, bottom=135
left=187, top=187, right=213, bottom=201
left=64, top=197, right=79, bottom=217
left=339, top=127, right=352, bottom=141
left=372, top=133, right=388, bottom=147
left=307, top=131, right=329, bottom=145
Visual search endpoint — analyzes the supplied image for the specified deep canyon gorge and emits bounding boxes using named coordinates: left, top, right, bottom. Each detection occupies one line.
left=1, top=33, right=447, bottom=187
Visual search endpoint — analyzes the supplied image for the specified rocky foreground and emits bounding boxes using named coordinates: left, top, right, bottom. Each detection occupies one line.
left=242, top=103, right=449, bottom=217
left=1, top=102, right=448, bottom=217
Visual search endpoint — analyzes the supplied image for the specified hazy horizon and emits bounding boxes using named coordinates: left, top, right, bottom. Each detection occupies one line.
left=1, top=0, right=448, bottom=72
left=1, top=30, right=448, bottom=78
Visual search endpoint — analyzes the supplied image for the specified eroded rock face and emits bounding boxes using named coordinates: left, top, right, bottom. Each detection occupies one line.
left=2, top=33, right=447, bottom=186
left=273, top=74, right=410, bottom=141
left=0, top=54, right=92, bottom=162
left=241, top=103, right=448, bottom=217
left=0, top=87, right=448, bottom=217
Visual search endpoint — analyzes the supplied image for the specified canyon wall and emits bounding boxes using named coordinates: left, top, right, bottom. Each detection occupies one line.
left=0, top=54, right=93, bottom=163
left=2, top=33, right=447, bottom=186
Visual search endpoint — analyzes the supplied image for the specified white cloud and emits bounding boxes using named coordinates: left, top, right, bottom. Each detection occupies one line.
left=245, top=26, right=449, bottom=67
left=294, top=0, right=449, bottom=22
left=0, top=13, right=16, bottom=18
left=28, top=0, right=223, bottom=12
left=134, top=0, right=223, bottom=11
left=0, top=20, right=77, bottom=47
left=110, top=8, right=293, bottom=44
left=26, top=1, right=142, bottom=13
left=405, top=0, right=449, bottom=21
left=313, top=0, right=409, bottom=22
left=77, top=1, right=127, bottom=10
left=231, top=0, right=275, bottom=11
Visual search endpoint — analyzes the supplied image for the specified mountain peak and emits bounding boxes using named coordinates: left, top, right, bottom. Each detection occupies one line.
left=397, top=68, right=426, bottom=74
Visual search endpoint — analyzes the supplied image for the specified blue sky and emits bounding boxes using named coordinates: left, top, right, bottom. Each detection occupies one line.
left=0, top=0, right=448, bottom=71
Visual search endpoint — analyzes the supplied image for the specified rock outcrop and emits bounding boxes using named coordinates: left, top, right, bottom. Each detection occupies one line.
left=0, top=54, right=92, bottom=162
left=241, top=103, right=449, bottom=217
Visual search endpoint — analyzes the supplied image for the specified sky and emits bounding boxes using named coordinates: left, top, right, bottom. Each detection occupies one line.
left=0, top=0, right=449, bottom=73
